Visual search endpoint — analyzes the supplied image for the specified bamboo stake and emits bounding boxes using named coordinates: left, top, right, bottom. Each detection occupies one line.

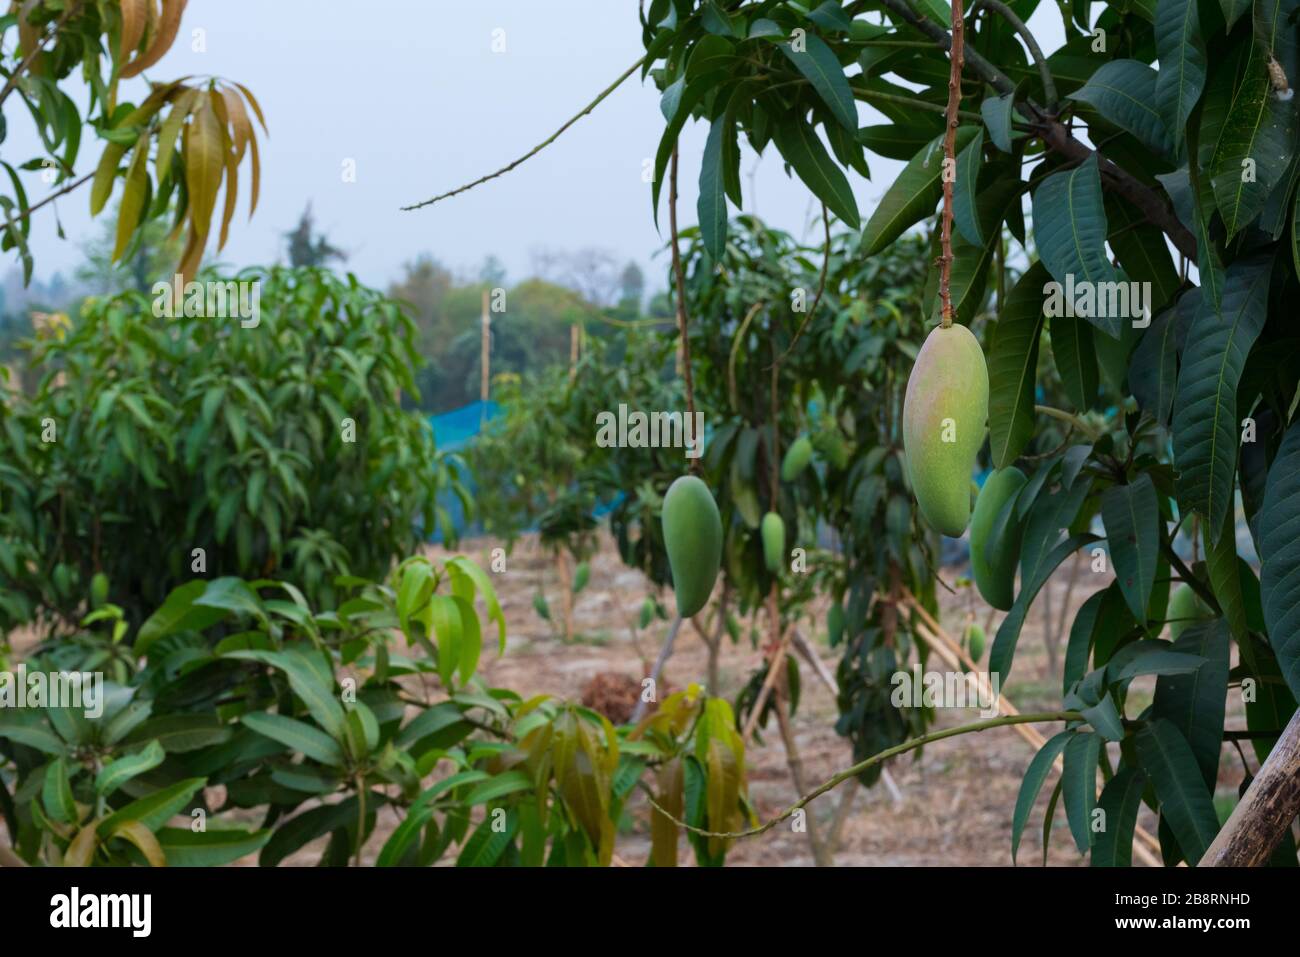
left=901, top=591, right=1163, bottom=866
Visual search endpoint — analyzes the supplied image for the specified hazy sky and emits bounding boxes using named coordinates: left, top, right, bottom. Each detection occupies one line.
left=5, top=1, right=1068, bottom=294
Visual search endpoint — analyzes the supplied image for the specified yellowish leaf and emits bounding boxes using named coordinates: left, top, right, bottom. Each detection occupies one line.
left=113, top=131, right=151, bottom=261
left=184, top=96, right=224, bottom=246
left=88, top=86, right=173, bottom=215
left=155, top=87, right=198, bottom=184
left=121, top=0, right=186, bottom=79
left=63, top=821, right=100, bottom=867
left=110, top=821, right=166, bottom=867
left=220, top=86, right=252, bottom=163
left=118, top=0, right=148, bottom=63
left=650, top=757, right=683, bottom=868
left=232, top=81, right=268, bottom=132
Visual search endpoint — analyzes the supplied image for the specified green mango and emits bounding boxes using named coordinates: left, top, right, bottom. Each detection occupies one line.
left=970, top=466, right=1028, bottom=610
left=532, top=592, right=551, bottom=621
left=966, top=622, right=986, bottom=661
left=662, top=475, right=723, bottom=617
left=571, top=561, right=590, bottom=594
left=780, top=435, right=814, bottom=481
left=1166, top=582, right=1214, bottom=639
left=761, top=511, right=786, bottom=574
left=902, top=323, right=989, bottom=536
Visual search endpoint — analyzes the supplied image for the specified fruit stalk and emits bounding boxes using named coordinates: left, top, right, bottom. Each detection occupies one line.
left=668, top=146, right=701, bottom=476
left=938, top=0, right=965, bottom=329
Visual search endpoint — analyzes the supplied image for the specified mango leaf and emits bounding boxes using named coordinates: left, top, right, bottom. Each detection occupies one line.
left=1031, top=155, right=1123, bottom=338
left=698, top=114, right=730, bottom=259
left=771, top=116, right=860, bottom=227
left=1050, top=314, right=1098, bottom=412
left=1062, top=731, right=1102, bottom=854
left=1011, top=731, right=1071, bottom=863
left=259, top=795, right=360, bottom=867
left=456, top=808, right=518, bottom=866
left=953, top=128, right=986, bottom=246
left=1069, top=59, right=1170, bottom=155
left=861, top=127, right=976, bottom=255
left=1171, top=256, right=1270, bottom=541
left=780, top=33, right=857, bottom=131
left=982, top=93, right=1016, bottom=152
left=1091, top=767, right=1147, bottom=866
left=988, top=262, right=1048, bottom=468
left=241, top=711, right=343, bottom=767
left=135, top=579, right=228, bottom=656
left=1153, top=620, right=1230, bottom=790
left=98, top=777, right=206, bottom=837
left=991, top=533, right=1098, bottom=682
left=1259, top=419, right=1300, bottom=700
left=1128, top=305, right=1179, bottom=426
left=1135, top=718, right=1220, bottom=865
left=447, top=555, right=507, bottom=653
left=157, top=827, right=271, bottom=866
left=95, top=739, right=165, bottom=795
left=1208, top=42, right=1298, bottom=238
left=1154, top=0, right=1207, bottom=147
left=1100, top=474, right=1161, bottom=623
left=43, top=759, right=78, bottom=824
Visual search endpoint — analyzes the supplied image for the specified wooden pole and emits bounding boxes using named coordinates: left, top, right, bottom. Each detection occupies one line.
left=569, top=323, right=580, bottom=382
left=480, top=288, right=490, bottom=419
left=1200, top=705, right=1300, bottom=866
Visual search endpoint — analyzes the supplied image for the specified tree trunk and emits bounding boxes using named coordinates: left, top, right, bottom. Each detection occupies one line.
left=1200, top=705, right=1300, bottom=867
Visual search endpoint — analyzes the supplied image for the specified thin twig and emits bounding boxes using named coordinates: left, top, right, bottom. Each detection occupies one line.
left=7, top=172, right=93, bottom=226
left=937, top=0, right=965, bottom=328
left=0, top=3, right=80, bottom=108
left=969, top=0, right=1058, bottom=109
left=400, top=56, right=644, bottom=211
left=1034, top=404, right=1101, bottom=441
left=772, top=203, right=830, bottom=366
left=728, top=300, right=764, bottom=414
left=631, top=614, right=683, bottom=723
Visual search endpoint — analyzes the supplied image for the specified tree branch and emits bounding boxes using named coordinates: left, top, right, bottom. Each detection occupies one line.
left=649, top=711, right=1083, bottom=839
left=874, top=0, right=1197, bottom=259
left=970, top=0, right=1058, bottom=109
left=400, top=56, right=645, bottom=211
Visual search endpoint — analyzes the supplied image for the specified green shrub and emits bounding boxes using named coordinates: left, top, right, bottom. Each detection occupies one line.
left=0, top=554, right=744, bottom=867
left=0, top=266, right=465, bottom=632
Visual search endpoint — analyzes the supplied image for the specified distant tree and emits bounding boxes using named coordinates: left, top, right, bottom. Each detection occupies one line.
left=284, top=204, right=347, bottom=268
left=618, top=261, right=644, bottom=309
left=479, top=254, right=508, bottom=288
left=530, top=247, right=622, bottom=306
left=76, top=210, right=183, bottom=296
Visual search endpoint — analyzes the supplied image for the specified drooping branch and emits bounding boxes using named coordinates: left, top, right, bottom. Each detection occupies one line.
left=648, top=711, right=1084, bottom=840
left=400, top=56, right=644, bottom=211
